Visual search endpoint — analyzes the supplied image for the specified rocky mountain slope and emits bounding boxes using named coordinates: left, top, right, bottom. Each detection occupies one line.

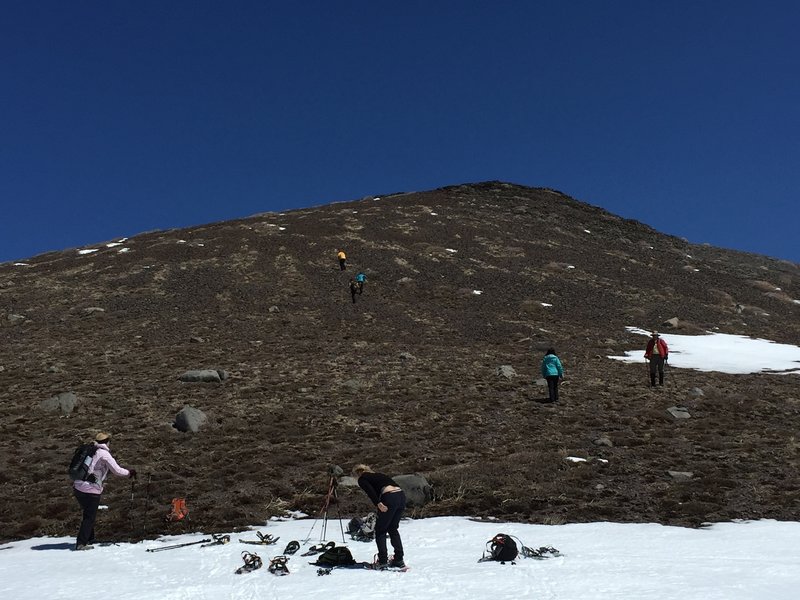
left=1, top=181, right=799, bottom=541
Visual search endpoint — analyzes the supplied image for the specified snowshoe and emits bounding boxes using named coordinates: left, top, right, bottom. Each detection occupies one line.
left=283, top=540, right=300, bottom=555
left=235, top=552, right=262, bottom=574
left=268, top=555, right=290, bottom=576
left=239, top=532, right=280, bottom=545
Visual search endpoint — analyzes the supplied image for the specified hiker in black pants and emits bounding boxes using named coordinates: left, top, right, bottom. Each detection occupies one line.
left=644, top=331, right=669, bottom=386
left=349, top=278, right=360, bottom=303
left=540, top=347, right=564, bottom=403
left=352, top=464, right=406, bottom=569
left=72, top=432, right=136, bottom=550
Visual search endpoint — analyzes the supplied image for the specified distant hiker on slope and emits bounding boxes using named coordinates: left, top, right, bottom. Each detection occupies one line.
left=355, top=271, right=366, bottom=290
left=352, top=464, right=406, bottom=570
left=644, top=331, right=669, bottom=387
left=349, top=278, right=360, bottom=303
left=540, top=348, right=564, bottom=403
left=72, top=432, right=136, bottom=550
left=337, top=249, right=347, bottom=270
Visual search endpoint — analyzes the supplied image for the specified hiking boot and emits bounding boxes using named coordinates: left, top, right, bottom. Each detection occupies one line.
left=375, top=562, right=388, bottom=571
left=389, top=558, right=406, bottom=569
left=75, top=544, right=94, bottom=551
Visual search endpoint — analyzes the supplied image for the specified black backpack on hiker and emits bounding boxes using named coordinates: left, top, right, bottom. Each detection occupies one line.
left=68, top=443, right=98, bottom=482
left=481, top=533, right=518, bottom=563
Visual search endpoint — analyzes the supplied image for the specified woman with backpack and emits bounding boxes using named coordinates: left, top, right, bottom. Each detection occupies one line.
left=352, top=464, right=406, bottom=570
left=540, top=348, right=564, bottom=403
left=72, top=432, right=136, bottom=550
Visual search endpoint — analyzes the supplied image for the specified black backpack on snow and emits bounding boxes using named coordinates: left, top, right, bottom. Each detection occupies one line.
left=484, top=533, right=518, bottom=563
left=312, top=546, right=356, bottom=567
left=68, top=443, right=98, bottom=482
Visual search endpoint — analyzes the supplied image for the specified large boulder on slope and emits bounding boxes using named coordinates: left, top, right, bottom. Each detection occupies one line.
left=393, top=473, right=433, bottom=508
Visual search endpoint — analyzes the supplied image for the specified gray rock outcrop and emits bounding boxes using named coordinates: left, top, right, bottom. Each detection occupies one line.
left=174, top=405, right=208, bottom=433
left=667, top=406, right=691, bottom=419
left=496, top=365, right=516, bottom=379
left=40, top=391, right=77, bottom=416
left=393, top=473, right=433, bottom=508
left=179, top=369, right=228, bottom=383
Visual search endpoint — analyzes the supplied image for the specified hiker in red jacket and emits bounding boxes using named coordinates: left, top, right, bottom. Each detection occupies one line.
left=644, top=331, right=669, bottom=386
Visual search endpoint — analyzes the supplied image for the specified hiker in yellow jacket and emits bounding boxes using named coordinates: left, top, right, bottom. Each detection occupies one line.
left=337, top=249, right=347, bottom=270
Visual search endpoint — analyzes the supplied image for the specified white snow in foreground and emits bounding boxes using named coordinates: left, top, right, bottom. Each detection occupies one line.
left=609, top=327, right=800, bottom=375
left=2, top=518, right=798, bottom=600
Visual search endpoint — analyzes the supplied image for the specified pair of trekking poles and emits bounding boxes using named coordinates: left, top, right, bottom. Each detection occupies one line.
left=645, top=359, right=677, bottom=387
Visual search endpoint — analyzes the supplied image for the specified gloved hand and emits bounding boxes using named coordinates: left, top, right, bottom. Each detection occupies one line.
left=128, top=468, right=138, bottom=479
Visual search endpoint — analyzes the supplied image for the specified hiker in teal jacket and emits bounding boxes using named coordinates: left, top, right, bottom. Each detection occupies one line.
left=540, top=348, right=564, bottom=403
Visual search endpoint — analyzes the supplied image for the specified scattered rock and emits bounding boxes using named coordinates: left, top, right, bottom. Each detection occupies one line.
left=667, top=470, right=694, bottom=482
left=179, top=369, right=227, bottom=383
left=268, top=306, right=279, bottom=313
left=82, top=307, right=105, bottom=316
left=662, top=317, right=680, bottom=328
left=667, top=406, right=691, bottom=419
left=595, top=484, right=605, bottom=491
left=496, top=365, right=516, bottom=379
left=174, top=405, right=208, bottom=433
left=7, top=314, right=26, bottom=325
left=397, top=277, right=414, bottom=284
left=39, top=391, right=77, bottom=416
left=0, top=365, right=5, bottom=373
left=534, top=378, right=547, bottom=387
left=593, top=436, right=614, bottom=447
left=392, top=473, right=433, bottom=508
left=189, top=336, right=204, bottom=343
left=399, top=352, right=416, bottom=361
left=689, top=387, right=705, bottom=397
left=342, top=379, right=363, bottom=392
left=46, top=365, right=61, bottom=373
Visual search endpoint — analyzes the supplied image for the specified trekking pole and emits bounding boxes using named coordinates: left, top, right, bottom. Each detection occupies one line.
left=146, top=538, right=211, bottom=553
left=129, top=479, right=136, bottom=542
left=141, top=473, right=152, bottom=539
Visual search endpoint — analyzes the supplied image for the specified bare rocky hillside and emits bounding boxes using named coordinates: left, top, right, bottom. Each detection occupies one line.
left=1, top=181, right=799, bottom=542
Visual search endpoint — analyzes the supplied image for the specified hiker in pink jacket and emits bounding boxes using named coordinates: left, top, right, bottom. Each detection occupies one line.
left=72, top=432, right=136, bottom=550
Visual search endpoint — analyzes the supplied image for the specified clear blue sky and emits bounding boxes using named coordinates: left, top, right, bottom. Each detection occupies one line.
left=1, top=1, right=798, bottom=263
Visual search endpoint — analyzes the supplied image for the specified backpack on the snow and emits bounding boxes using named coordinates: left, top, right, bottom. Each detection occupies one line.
left=312, top=546, right=356, bottom=567
left=68, top=443, right=98, bottom=482
left=481, top=533, right=518, bottom=563
left=347, top=513, right=376, bottom=542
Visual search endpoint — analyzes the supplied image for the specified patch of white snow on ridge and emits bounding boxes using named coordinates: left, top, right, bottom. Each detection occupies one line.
left=584, top=229, right=591, bottom=234
left=118, top=248, right=130, bottom=253
left=609, top=327, right=800, bottom=375
left=106, top=242, right=122, bottom=248
left=4, top=518, right=800, bottom=600
left=13, top=262, right=30, bottom=266
left=446, top=248, right=458, bottom=253
left=472, top=290, right=483, bottom=295
left=567, top=265, right=575, bottom=269
left=78, top=249, right=98, bottom=255
left=430, top=212, right=438, bottom=215
left=541, top=302, right=553, bottom=307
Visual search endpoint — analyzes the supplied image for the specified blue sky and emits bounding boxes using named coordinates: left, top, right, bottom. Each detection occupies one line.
left=1, top=1, right=798, bottom=263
